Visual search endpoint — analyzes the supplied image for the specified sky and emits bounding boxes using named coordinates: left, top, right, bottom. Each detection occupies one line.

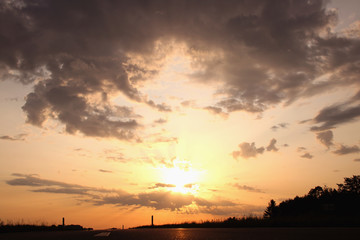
left=0, top=0, right=360, bottom=229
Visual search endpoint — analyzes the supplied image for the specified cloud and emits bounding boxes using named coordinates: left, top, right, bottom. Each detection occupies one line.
left=266, top=138, right=279, bottom=152
left=99, top=169, right=113, bottom=174
left=271, top=123, right=289, bottom=131
left=0, top=0, right=358, bottom=140
left=153, top=136, right=178, bottom=144
left=180, top=100, right=196, bottom=108
left=233, top=183, right=265, bottom=193
left=0, top=133, right=27, bottom=141
left=102, top=149, right=128, bottom=163
left=146, top=100, right=172, bottom=112
left=195, top=204, right=265, bottom=216
left=22, top=85, right=141, bottom=141
left=316, top=130, right=334, bottom=148
left=6, top=173, right=239, bottom=213
left=97, top=191, right=196, bottom=211
left=354, top=159, right=360, bottom=162
left=32, top=187, right=90, bottom=195
left=310, top=92, right=360, bottom=131
left=148, top=183, right=176, bottom=189
left=203, top=106, right=228, bottom=117
left=300, top=153, right=313, bottom=159
left=153, top=118, right=167, bottom=124
left=333, top=144, right=360, bottom=155
left=310, top=104, right=360, bottom=131
left=297, top=147, right=307, bottom=152
left=232, top=142, right=265, bottom=159
left=6, top=173, right=89, bottom=189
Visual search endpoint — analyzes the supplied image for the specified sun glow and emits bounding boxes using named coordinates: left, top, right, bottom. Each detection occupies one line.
left=160, top=159, right=201, bottom=194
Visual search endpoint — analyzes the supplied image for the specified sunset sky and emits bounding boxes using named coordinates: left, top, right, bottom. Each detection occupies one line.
left=0, top=0, right=360, bottom=229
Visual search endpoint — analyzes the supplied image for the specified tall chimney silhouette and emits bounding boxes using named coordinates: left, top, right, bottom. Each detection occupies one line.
left=62, top=217, right=65, bottom=226
left=151, top=215, right=154, bottom=226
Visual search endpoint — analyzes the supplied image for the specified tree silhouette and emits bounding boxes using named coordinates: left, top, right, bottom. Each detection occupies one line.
left=337, top=175, right=360, bottom=194
left=264, top=199, right=277, bottom=218
left=308, top=186, right=324, bottom=199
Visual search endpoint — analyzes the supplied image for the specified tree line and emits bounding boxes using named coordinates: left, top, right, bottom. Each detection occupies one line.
left=264, top=175, right=360, bottom=226
left=137, top=175, right=360, bottom=228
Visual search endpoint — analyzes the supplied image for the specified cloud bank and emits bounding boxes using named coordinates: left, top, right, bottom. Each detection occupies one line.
left=0, top=0, right=359, bottom=141
left=6, top=173, right=248, bottom=214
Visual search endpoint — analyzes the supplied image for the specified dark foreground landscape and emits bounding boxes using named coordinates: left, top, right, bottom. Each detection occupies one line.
left=2, top=176, right=360, bottom=239
left=1, top=228, right=360, bottom=240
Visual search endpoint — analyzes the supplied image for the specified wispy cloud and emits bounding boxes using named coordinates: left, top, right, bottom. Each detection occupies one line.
left=310, top=91, right=360, bottom=132
left=333, top=144, right=360, bottom=155
left=148, top=183, right=176, bottom=189
left=271, top=123, right=289, bottom=131
left=300, top=153, right=314, bottom=159
left=0, top=133, right=27, bottom=141
left=153, top=118, right=167, bottom=124
left=6, top=173, right=244, bottom=214
left=233, top=183, right=265, bottom=193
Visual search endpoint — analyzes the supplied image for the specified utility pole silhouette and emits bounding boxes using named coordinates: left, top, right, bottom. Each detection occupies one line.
left=151, top=215, right=154, bottom=226
left=62, top=217, right=65, bottom=226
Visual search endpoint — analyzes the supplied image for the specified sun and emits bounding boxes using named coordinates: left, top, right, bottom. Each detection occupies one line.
left=160, top=160, right=200, bottom=194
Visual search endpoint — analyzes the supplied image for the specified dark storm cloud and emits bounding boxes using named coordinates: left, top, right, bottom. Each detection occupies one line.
left=1, top=0, right=359, bottom=138
left=333, top=144, right=360, bottom=155
left=232, top=142, right=265, bottom=159
left=316, top=130, right=334, bottom=148
left=7, top=173, right=238, bottom=212
left=233, top=183, right=265, bottom=193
